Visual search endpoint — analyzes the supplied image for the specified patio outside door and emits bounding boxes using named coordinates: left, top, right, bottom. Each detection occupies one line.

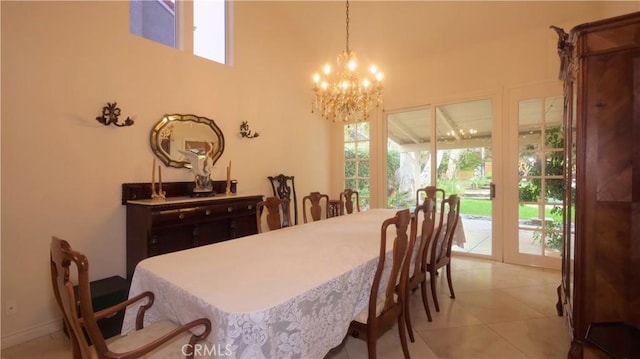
left=386, top=97, right=496, bottom=258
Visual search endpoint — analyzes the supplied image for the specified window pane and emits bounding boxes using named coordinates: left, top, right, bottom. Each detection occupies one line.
left=545, top=150, right=564, bottom=176
left=358, top=160, right=369, bottom=177
left=356, top=123, right=370, bottom=141
left=130, top=0, right=176, bottom=47
left=344, top=143, right=355, bottom=159
left=545, top=179, right=563, bottom=203
left=518, top=151, right=542, bottom=178
left=519, top=178, right=540, bottom=202
left=194, top=0, right=226, bottom=64
left=545, top=125, right=564, bottom=148
left=345, top=160, right=356, bottom=178
left=344, top=125, right=357, bottom=142
left=357, top=141, right=370, bottom=160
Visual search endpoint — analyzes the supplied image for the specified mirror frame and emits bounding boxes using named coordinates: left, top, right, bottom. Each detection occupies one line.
left=150, top=114, right=225, bottom=168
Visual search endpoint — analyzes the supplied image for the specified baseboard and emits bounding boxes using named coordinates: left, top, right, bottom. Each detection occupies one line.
left=1, top=318, right=63, bottom=349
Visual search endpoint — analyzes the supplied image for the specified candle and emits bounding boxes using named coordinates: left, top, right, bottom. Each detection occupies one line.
left=226, top=160, right=231, bottom=194
left=151, top=157, right=156, bottom=197
left=152, top=157, right=156, bottom=185
left=158, top=165, right=163, bottom=194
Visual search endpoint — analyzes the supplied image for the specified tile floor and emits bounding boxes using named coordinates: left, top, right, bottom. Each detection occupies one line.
left=1, top=257, right=570, bottom=359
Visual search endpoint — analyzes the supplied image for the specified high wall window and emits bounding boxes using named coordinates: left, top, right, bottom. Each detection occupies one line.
left=130, top=0, right=227, bottom=64
left=344, top=123, right=370, bottom=210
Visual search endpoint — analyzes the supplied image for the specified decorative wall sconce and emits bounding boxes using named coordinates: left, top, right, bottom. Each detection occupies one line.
left=239, top=121, right=259, bottom=138
left=96, top=102, right=134, bottom=127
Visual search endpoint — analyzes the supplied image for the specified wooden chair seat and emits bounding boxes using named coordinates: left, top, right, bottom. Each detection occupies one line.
left=353, top=293, right=399, bottom=324
left=106, top=320, right=211, bottom=358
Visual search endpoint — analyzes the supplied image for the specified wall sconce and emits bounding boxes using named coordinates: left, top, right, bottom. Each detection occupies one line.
left=239, top=121, right=259, bottom=138
left=96, top=102, right=134, bottom=127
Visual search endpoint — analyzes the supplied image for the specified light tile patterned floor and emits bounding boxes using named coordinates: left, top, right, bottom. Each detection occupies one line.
left=2, top=257, right=570, bottom=359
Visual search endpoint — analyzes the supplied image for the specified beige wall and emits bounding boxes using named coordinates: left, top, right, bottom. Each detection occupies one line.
left=0, top=0, right=331, bottom=346
left=1, top=0, right=637, bottom=348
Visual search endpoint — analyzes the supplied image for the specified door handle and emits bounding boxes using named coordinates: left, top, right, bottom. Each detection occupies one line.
left=490, top=183, right=496, bottom=199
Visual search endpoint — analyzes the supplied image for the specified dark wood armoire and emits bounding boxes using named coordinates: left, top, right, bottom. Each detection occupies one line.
left=555, top=12, right=640, bottom=359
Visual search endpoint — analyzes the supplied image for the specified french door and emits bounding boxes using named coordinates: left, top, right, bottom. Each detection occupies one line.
left=505, top=82, right=563, bottom=269
left=385, top=96, right=498, bottom=259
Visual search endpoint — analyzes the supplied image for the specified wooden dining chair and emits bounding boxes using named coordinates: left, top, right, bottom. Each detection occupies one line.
left=403, top=198, right=436, bottom=342
left=416, top=186, right=445, bottom=226
left=339, top=189, right=360, bottom=214
left=50, top=236, right=211, bottom=359
left=415, top=186, right=445, bottom=208
left=349, top=209, right=411, bottom=359
left=427, top=194, right=461, bottom=312
left=302, top=191, right=330, bottom=223
left=256, top=196, right=291, bottom=233
left=268, top=174, right=298, bottom=225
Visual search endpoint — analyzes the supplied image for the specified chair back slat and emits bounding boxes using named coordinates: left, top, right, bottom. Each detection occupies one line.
left=409, top=198, right=436, bottom=279
left=302, top=192, right=330, bottom=223
left=340, top=189, right=360, bottom=214
left=256, top=196, right=291, bottom=233
left=369, top=209, right=410, bottom=317
left=268, top=174, right=298, bottom=225
left=431, top=194, right=461, bottom=265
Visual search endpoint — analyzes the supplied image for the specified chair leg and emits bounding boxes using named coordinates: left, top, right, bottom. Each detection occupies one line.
left=430, top=270, right=440, bottom=312
left=366, top=325, right=377, bottom=359
left=398, top=312, right=411, bottom=359
left=404, top=292, right=416, bottom=343
left=446, top=264, right=455, bottom=299
left=420, top=280, right=432, bottom=322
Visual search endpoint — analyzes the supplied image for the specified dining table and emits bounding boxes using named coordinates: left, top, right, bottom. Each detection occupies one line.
left=121, top=208, right=401, bottom=359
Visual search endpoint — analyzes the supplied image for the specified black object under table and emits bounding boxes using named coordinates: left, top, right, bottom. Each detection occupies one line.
left=62, top=276, right=130, bottom=343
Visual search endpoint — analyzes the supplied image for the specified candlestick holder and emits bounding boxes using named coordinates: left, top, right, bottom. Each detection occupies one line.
left=150, top=159, right=165, bottom=200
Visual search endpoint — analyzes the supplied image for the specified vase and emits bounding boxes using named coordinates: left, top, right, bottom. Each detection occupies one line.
left=194, top=174, right=213, bottom=192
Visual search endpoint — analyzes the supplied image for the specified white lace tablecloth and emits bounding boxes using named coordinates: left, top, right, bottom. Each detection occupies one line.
left=121, top=209, right=399, bottom=359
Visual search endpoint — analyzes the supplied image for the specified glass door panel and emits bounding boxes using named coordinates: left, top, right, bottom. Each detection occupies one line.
left=435, top=99, right=493, bottom=256
left=515, top=96, right=564, bottom=266
left=386, top=98, right=495, bottom=258
left=386, top=107, right=431, bottom=209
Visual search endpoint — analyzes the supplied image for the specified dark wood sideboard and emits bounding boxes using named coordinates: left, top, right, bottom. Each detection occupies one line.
left=123, top=181, right=262, bottom=279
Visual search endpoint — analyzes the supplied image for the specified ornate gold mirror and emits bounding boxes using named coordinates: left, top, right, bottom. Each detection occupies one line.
left=150, top=114, right=225, bottom=168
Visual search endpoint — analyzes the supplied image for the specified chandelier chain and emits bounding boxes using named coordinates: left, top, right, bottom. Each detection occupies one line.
left=345, top=0, right=350, bottom=52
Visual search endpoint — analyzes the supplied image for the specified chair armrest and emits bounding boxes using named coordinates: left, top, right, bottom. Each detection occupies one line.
left=108, top=318, right=212, bottom=359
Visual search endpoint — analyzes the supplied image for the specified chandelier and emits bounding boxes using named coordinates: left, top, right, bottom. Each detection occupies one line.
left=312, top=0, right=383, bottom=123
